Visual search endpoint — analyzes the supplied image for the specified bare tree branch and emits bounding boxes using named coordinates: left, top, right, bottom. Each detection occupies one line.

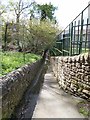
left=0, top=10, right=5, bottom=16
left=20, top=1, right=35, bottom=13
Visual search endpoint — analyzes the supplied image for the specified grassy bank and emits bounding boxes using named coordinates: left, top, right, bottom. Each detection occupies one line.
left=0, top=51, right=41, bottom=76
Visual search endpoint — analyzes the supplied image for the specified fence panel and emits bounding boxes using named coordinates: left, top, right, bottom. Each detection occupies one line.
left=54, top=3, right=90, bottom=56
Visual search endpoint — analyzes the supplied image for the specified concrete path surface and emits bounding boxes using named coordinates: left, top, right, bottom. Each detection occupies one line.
left=32, top=70, right=84, bottom=118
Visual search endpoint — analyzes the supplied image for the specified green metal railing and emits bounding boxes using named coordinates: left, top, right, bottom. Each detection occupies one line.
left=51, top=3, right=90, bottom=56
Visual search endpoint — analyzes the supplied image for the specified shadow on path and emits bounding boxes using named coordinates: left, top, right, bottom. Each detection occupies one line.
left=11, top=65, right=85, bottom=119
left=32, top=68, right=85, bottom=118
left=10, top=63, right=47, bottom=119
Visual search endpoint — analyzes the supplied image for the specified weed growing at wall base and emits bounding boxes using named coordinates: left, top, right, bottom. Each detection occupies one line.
left=78, top=101, right=90, bottom=117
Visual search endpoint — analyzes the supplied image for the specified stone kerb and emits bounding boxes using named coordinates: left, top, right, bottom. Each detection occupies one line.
left=51, top=53, right=90, bottom=101
left=1, top=59, right=44, bottom=118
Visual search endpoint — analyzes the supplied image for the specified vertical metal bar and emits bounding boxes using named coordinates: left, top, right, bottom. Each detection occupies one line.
left=82, top=19, right=84, bottom=52
left=88, top=2, right=90, bottom=52
left=67, top=26, right=69, bottom=56
left=61, top=33, right=63, bottom=55
left=70, top=22, right=73, bottom=56
left=59, top=35, right=61, bottom=56
left=64, top=30, right=65, bottom=56
left=85, top=18, right=88, bottom=52
left=60, top=35, right=62, bottom=56
left=79, top=12, right=83, bottom=54
left=62, top=33, right=64, bottom=56
left=73, top=21, right=76, bottom=55
left=77, top=20, right=80, bottom=54
left=62, top=31, right=65, bottom=56
left=57, top=35, right=59, bottom=56
left=69, top=24, right=71, bottom=56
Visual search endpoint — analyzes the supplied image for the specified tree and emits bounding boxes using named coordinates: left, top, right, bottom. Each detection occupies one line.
left=1, top=1, right=60, bottom=54
left=8, top=0, right=35, bottom=50
left=4, top=22, right=8, bottom=50
left=37, top=3, right=57, bottom=22
left=0, top=2, right=6, bottom=16
left=21, top=19, right=59, bottom=54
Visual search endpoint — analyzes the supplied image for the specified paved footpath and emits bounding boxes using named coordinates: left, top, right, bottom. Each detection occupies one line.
left=32, top=70, right=84, bottom=118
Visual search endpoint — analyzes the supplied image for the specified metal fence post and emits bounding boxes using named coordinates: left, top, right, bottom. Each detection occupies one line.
left=53, top=4, right=90, bottom=56
left=77, top=20, right=80, bottom=54
left=85, top=19, right=88, bottom=52
left=70, top=22, right=73, bottom=56
left=88, top=2, right=90, bottom=51
left=62, top=33, right=65, bottom=56
left=79, top=12, right=83, bottom=54
left=69, top=24, right=71, bottom=56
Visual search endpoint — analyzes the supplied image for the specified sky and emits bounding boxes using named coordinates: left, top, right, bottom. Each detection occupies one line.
left=35, top=0, right=90, bottom=29
left=1, top=0, right=90, bottom=29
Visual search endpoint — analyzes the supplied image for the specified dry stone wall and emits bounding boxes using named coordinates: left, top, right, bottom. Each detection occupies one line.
left=51, top=53, right=90, bottom=101
left=0, top=59, right=45, bottom=118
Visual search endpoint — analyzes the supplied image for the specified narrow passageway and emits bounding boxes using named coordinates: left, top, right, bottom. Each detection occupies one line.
left=14, top=66, right=84, bottom=119
left=32, top=67, right=84, bottom=118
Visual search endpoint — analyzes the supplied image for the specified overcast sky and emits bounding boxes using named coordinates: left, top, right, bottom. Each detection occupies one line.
left=1, top=0, right=90, bottom=29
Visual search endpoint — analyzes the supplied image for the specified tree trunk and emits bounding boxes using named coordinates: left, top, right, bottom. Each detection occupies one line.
left=42, top=48, right=49, bottom=59
left=16, top=14, right=21, bottom=50
left=4, top=23, right=8, bottom=51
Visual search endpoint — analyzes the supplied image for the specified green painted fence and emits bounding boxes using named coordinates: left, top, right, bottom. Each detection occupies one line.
left=51, top=3, right=90, bottom=56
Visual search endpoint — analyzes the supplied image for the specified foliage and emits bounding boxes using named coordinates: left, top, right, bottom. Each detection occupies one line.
left=8, top=0, right=35, bottom=49
left=0, top=51, right=41, bottom=76
left=37, top=3, right=57, bottom=21
left=79, top=107, right=89, bottom=117
left=78, top=101, right=90, bottom=117
left=8, top=0, right=35, bottom=20
left=22, top=19, right=59, bottom=54
left=1, top=0, right=60, bottom=55
left=0, top=2, right=6, bottom=16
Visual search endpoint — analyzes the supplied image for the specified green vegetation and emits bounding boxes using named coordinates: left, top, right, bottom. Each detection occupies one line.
left=0, top=51, right=41, bottom=76
left=1, top=0, right=59, bottom=54
left=78, top=101, right=90, bottom=117
left=79, top=107, right=89, bottom=117
left=27, top=20, right=58, bottom=54
left=0, top=0, right=59, bottom=75
left=37, top=3, right=57, bottom=21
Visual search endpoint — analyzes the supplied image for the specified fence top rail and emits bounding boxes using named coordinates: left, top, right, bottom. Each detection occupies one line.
left=58, top=3, right=90, bottom=36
